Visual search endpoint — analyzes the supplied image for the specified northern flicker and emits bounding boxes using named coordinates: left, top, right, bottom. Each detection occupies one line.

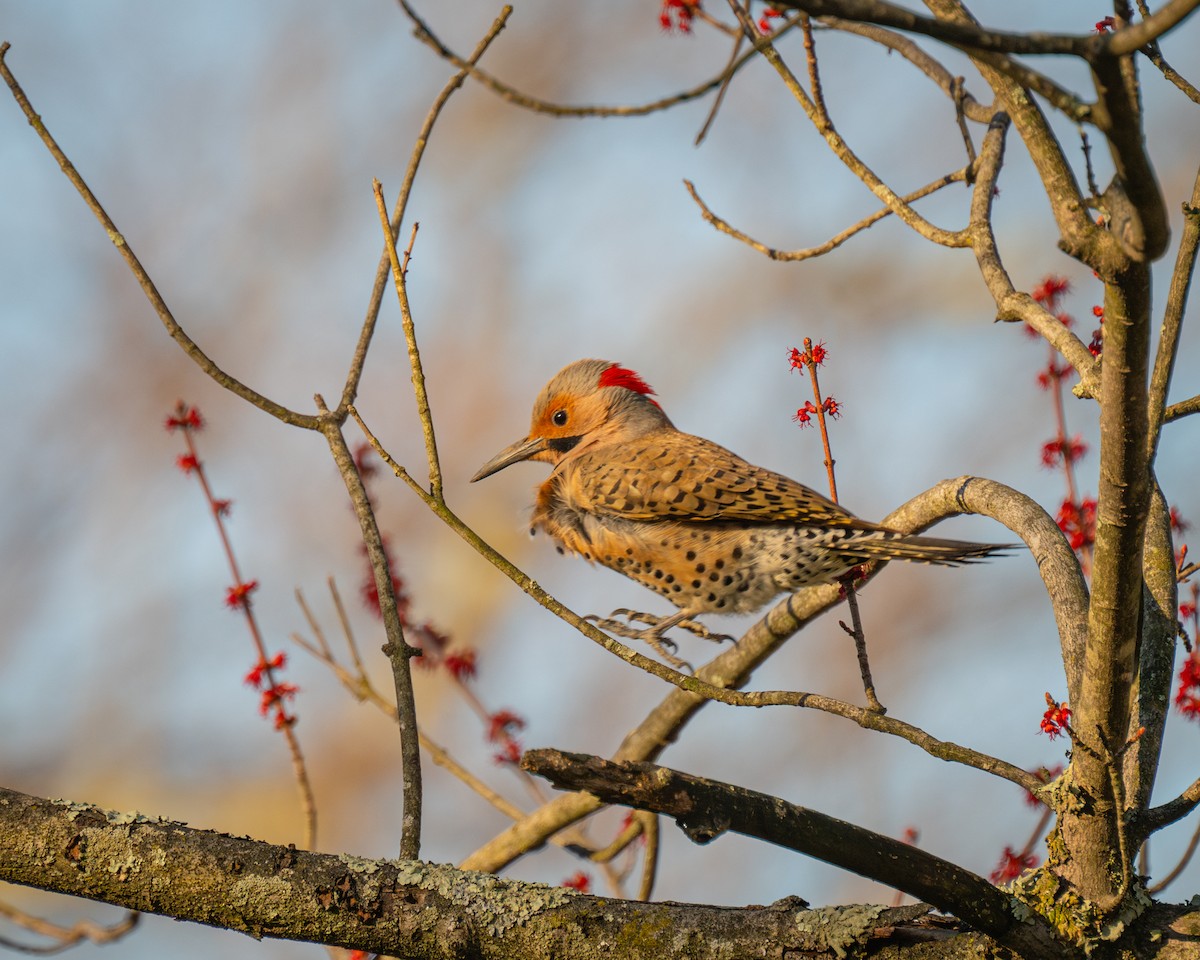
left=472, top=358, right=1010, bottom=661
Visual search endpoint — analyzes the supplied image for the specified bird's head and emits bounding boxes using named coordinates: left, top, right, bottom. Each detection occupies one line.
left=471, top=359, right=671, bottom=481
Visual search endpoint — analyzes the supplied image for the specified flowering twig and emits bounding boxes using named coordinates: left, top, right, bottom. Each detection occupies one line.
left=167, top=403, right=317, bottom=850
left=1028, top=276, right=1099, bottom=576
left=789, top=341, right=883, bottom=712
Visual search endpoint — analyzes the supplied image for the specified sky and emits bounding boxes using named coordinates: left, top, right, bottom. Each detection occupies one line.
left=2, top=2, right=1200, bottom=957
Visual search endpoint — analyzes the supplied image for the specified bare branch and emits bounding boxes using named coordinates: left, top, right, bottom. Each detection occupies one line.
left=396, top=0, right=768, bottom=120
left=822, top=19, right=990, bottom=122
left=1134, top=0, right=1200, bottom=102
left=1148, top=167, right=1200, bottom=455
left=1165, top=394, right=1200, bottom=421
left=0, top=900, right=138, bottom=954
left=316, top=398, right=423, bottom=859
left=341, top=8, right=512, bottom=415
left=726, top=7, right=971, bottom=247
left=684, top=169, right=969, bottom=262
left=1106, top=0, right=1200, bottom=55
left=1089, top=58, right=1171, bottom=262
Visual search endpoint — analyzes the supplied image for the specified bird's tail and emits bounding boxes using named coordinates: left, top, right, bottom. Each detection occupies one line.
left=843, top=533, right=1017, bottom=566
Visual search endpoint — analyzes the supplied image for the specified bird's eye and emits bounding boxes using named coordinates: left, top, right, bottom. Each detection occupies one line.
left=552, top=409, right=569, bottom=426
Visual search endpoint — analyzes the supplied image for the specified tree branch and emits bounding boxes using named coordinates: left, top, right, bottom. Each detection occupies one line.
left=1125, top=483, right=1180, bottom=817
left=0, top=786, right=958, bottom=960
left=522, top=750, right=1068, bottom=959
left=768, top=0, right=1200, bottom=59
left=728, top=5, right=971, bottom=248
left=1066, top=263, right=1153, bottom=908
left=317, top=401, right=423, bottom=859
left=1147, top=166, right=1200, bottom=459
left=340, top=8, right=512, bottom=415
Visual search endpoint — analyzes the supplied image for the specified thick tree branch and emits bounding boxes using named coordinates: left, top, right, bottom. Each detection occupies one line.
left=1125, top=484, right=1180, bottom=818
left=1089, top=57, right=1170, bottom=263
left=523, top=750, right=1068, bottom=959
left=769, top=0, right=1200, bottom=58
left=1066, top=264, right=1153, bottom=908
left=0, top=786, right=962, bottom=960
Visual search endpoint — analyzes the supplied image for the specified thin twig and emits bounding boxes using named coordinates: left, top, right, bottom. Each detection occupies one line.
left=796, top=338, right=883, bottom=712
left=1133, top=0, right=1200, bottom=103
left=724, top=7, right=971, bottom=248
left=1148, top=173, right=1200, bottom=455
left=341, top=8, right=513, bottom=415
left=0, top=902, right=139, bottom=955
left=684, top=168, right=969, bottom=262
left=398, top=0, right=772, bottom=120
left=372, top=208, right=443, bottom=500
left=316, top=395, right=423, bottom=859
left=800, top=16, right=830, bottom=128
left=1147, top=815, right=1200, bottom=893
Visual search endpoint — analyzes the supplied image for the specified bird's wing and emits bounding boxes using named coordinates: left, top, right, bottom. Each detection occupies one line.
left=567, top=432, right=862, bottom=527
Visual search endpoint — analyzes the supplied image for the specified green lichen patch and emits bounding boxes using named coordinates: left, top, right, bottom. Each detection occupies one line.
left=792, top=904, right=888, bottom=959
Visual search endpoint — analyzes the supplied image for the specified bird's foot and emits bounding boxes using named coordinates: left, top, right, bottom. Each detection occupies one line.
left=606, top=608, right=734, bottom=645
left=585, top=609, right=733, bottom=672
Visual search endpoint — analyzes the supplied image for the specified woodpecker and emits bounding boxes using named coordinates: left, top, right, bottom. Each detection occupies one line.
left=472, top=359, right=1009, bottom=663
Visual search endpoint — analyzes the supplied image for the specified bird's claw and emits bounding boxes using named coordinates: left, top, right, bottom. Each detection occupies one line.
left=584, top=611, right=693, bottom=671
left=585, top=608, right=733, bottom=671
left=607, top=608, right=734, bottom=645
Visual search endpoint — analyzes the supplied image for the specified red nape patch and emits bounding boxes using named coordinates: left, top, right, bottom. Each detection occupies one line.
left=597, top=363, right=658, bottom=400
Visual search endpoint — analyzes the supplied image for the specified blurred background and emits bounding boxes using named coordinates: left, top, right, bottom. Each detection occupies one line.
left=2, top=1, right=1199, bottom=956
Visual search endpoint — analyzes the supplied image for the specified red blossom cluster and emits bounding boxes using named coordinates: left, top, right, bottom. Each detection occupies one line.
left=1039, top=694, right=1071, bottom=740
left=165, top=405, right=204, bottom=432
left=561, top=871, right=592, bottom=893
left=1056, top=497, right=1097, bottom=552
left=757, top=6, right=783, bottom=33
left=1026, top=276, right=1102, bottom=567
left=793, top=397, right=841, bottom=426
left=1095, top=15, right=1116, bottom=32
left=225, top=579, right=259, bottom=610
left=660, top=0, right=701, bottom=32
left=1177, top=656, right=1200, bottom=720
left=788, top=341, right=828, bottom=369
left=1040, top=435, right=1088, bottom=469
left=990, top=846, right=1038, bottom=884
left=249, top=659, right=299, bottom=729
left=487, top=709, right=527, bottom=766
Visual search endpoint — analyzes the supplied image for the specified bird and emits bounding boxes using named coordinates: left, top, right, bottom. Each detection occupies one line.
left=471, top=358, right=1011, bottom=665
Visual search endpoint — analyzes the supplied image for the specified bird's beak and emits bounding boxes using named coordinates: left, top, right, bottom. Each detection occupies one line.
left=470, top=435, right=547, bottom=482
